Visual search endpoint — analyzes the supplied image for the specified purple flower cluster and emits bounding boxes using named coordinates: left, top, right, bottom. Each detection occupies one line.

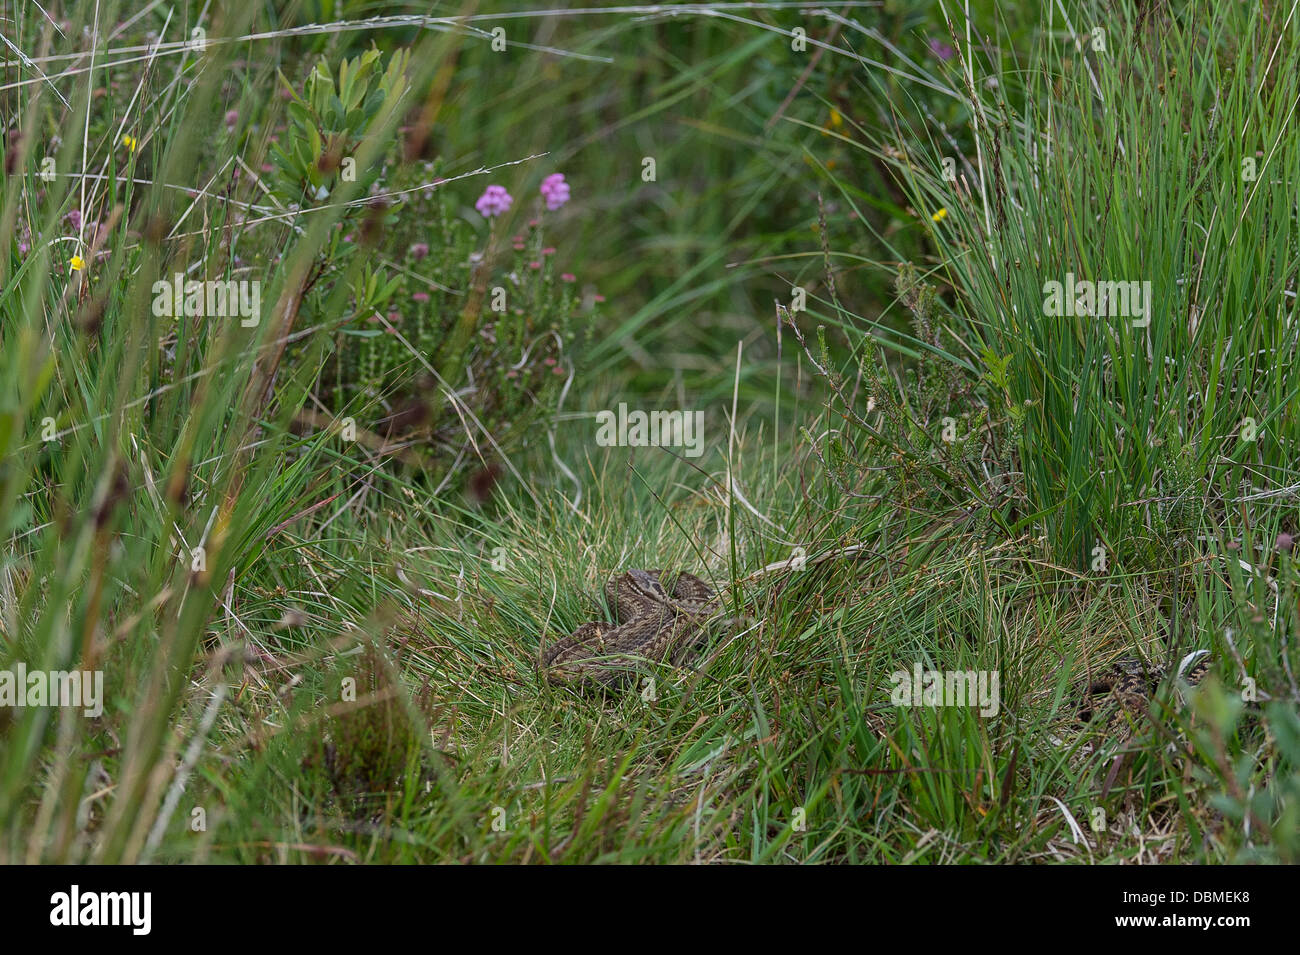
left=475, top=184, right=513, bottom=218
left=474, top=173, right=573, bottom=220
left=540, top=173, right=570, bottom=211
left=928, top=38, right=955, bottom=61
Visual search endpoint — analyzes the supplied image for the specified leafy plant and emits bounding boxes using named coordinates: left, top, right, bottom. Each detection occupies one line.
left=270, top=48, right=411, bottom=206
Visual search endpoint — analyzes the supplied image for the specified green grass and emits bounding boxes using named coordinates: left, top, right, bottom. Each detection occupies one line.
left=1, top=0, right=1297, bottom=863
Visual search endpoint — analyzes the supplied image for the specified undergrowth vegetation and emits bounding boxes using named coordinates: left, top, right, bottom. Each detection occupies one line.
left=0, top=1, right=1296, bottom=863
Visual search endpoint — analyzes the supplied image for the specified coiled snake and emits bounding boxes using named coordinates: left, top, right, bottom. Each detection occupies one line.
left=1076, top=650, right=1212, bottom=746
left=541, top=569, right=719, bottom=689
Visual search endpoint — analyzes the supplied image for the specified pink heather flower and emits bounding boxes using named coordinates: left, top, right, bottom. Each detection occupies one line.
left=475, top=184, right=513, bottom=218
left=528, top=261, right=541, bottom=269
left=542, top=246, right=556, bottom=255
left=540, top=173, right=570, bottom=211
left=1278, top=533, right=1294, bottom=552
left=528, top=218, right=539, bottom=228
left=224, top=109, right=239, bottom=129
left=544, top=357, right=557, bottom=366
left=552, top=366, right=565, bottom=376
left=593, top=294, right=606, bottom=303
left=928, top=38, right=955, bottom=61
left=65, top=209, right=82, bottom=230
left=412, top=291, right=430, bottom=303
left=506, top=370, right=518, bottom=379
left=560, top=272, right=575, bottom=282
left=386, top=310, right=401, bottom=323
left=410, top=242, right=429, bottom=259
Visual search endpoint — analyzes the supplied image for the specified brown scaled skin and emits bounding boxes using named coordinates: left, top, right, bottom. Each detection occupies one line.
left=542, top=569, right=718, bottom=690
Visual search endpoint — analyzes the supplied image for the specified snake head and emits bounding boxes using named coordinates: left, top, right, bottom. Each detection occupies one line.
left=1114, top=657, right=1148, bottom=676
left=628, top=568, right=668, bottom=599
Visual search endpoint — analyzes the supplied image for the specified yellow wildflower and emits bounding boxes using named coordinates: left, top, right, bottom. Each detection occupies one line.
left=70, top=255, right=85, bottom=271
left=122, top=134, right=137, bottom=153
left=931, top=207, right=948, bottom=223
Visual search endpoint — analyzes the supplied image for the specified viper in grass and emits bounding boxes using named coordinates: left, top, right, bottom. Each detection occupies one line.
left=541, top=569, right=720, bottom=689
left=1076, top=650, right=1213, bottom=747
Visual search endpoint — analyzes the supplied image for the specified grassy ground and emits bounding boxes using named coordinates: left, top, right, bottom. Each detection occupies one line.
left=1, top=1, right=1298, bottom=863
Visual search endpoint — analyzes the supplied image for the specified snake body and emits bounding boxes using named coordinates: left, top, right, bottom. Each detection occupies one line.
left=1076, top=651, right=1212, bottom=745
left=541, top=569, right=718, bottom=689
